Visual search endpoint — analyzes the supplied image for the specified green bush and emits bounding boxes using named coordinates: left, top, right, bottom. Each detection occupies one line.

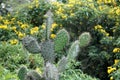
left=0, top=65, right=18, bottom=80
left=0, top=42, right=44, bottom=71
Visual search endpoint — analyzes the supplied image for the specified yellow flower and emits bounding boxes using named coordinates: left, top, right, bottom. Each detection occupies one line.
left=110, top=76, right=114, bottom=80
left=88, top=0, right=93, bottom=2
left=107, top=66, right=116, bottom=74
left=30, top=27, right=39, bottom=35
left=35, top=67, right=42, bottom=75
left=114, top=59, right=119, bottom=65
left=11, top=26, right=16, bottom=30
left=62, top=15, right=67, bottom=19
left=55, top=10, right=62, bottom=15
left=34, top=0, right=39, bottom=8
left=97, top=0, right=103, bottom=4
left=52, top=23, right=58, bottom=29
left=0, top=25, right=8, bottom=29
left=52, top=2, right=60, bottom=7
left=99, top=6, right=104, bottom=11
left=50, top=34, right=56, bottom=39
left=3, top=20, right=10, bottom=25
left=99, top=29, right=106, bottom=33
left=11, top=18, right=15, bottom=21
left=18, top=32, right=26, bottom=39
left=109, top=9, right=114, bottom=15
left=66, top=4, right=74, bottom=8
left=10, top=39, right=18, bottom=45
left=58, top=7, right=64, bottom=13
left=35, top=3, right=39, bottom=8
left=105, top=33, right=109, bottom=36
left=97, top=25, right=102, bottom=29
left=68, top=0, right=76, bottom=4
left=104, top=0, right=111, bottom=3
left=41, top=24, right=46, bottom=29
left=50, top=28, right=54, bottom=32
left=94, top=25, right=102, bottom=30
left=113, top=48, right=118, bottom=53
left=116, top=8, right=120, bottom=15
left=17, top=21, right=22, bottom=25
left=113, top=48, right=120, bottom=53
left=21, top=24, right=29, bottom=29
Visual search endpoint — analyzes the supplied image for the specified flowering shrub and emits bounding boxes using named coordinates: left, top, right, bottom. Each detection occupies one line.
left=50, top=0, right=120, bottom=80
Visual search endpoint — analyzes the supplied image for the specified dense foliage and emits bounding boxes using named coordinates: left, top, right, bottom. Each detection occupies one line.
left=0, top=0, right=120, bottom=80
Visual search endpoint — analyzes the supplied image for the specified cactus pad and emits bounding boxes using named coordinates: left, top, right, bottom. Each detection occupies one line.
left=79, top=32, right=91, bottom=47
left=41, top=40, right=55, bottom=63
left=67, top=40, right=80, bottom=61
left=44, top=62, right=59, bottom=80
left=18, top=66, right=28, bottom=80
left=22, top=36, right=41, bottom=54
left=54, top=29, right=70, bottom=52
left=44, top=10, right=53, bottom=40
left=57, top=56, right=67, bottom=73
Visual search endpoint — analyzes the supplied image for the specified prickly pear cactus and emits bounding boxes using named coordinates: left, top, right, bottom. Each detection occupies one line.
left=44, top=62, right=59, bottom=80
left=67, top=40, right=80, bottom=61
left=41, top=40, right=55, bottom=63
left=18, top=66, right=28, bottom=80
left=22, top=36, right=41, bottom=54
left=79, top=32, right=91, bottom=47
left=57, top=56, right=67, bottom=73
left=54, top=29, right=70, bottom=52
left=25, top=70, right=44, bottom=80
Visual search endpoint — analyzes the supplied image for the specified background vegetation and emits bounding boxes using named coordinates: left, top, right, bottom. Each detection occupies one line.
left=0, top=0, right=120, bottom=80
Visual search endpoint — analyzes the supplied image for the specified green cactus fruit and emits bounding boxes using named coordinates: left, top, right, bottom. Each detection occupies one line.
left=57, top=56, right=67, bottom=73
left=41, top=40, right=55, bottom=63
left=22, top=36, right=41, bottom=54
left=54, top=29, right=70, bottom=52
left=44, top=62, right=59, bottom=80
left=25, top=70, right=44, bottom=80
left=67, top=40, right=80, bottom=61
left=79, top=32, right=91, bottom=47
left=18, top=66, right=28, bottom=80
